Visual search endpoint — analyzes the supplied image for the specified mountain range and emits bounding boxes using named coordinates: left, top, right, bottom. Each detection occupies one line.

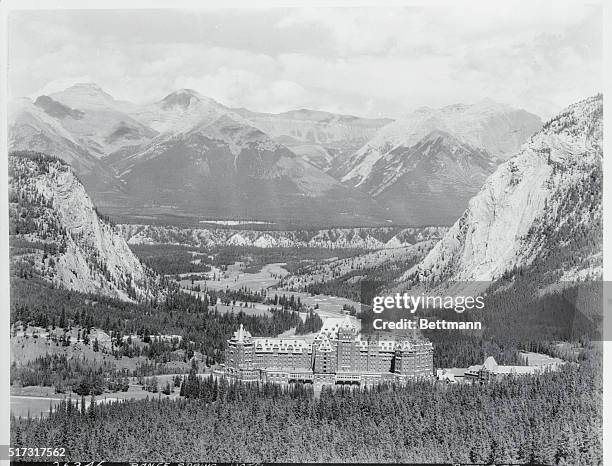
left=9, top=83, right=542, bottom=226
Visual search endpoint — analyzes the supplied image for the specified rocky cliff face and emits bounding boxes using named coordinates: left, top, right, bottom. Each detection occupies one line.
left=400, top=95, right=602, bottom=288
left=9, top=151, right=160, bottom=302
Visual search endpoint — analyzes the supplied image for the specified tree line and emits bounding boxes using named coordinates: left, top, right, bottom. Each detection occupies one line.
left=11, top=350, right=602, bottom=464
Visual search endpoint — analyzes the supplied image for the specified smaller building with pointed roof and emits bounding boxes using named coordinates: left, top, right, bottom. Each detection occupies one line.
left=463, top=355, right=559, bottom=382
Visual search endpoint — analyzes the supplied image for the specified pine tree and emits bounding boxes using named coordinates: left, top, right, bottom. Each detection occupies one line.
left=88, top=393, right=96, bottom=420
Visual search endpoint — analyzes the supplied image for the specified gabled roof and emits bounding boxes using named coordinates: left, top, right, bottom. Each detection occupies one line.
left=340, top=315, right=355, bottom=329
left=482, top=356, right=498, bottom=371
left=253, top=337, right=310, bottom=353
left=315, top=316, right=359, bottom=340
left=496, top=365, right=540, bottom=375
left=397, top=340, right=413, bottom=351
left=317, top=334, right=333, bottom=352
left=230, top=324, right=252, bottom=343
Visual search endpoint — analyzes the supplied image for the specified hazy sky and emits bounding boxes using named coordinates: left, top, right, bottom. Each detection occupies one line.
left=8, top=2, right=602, bottom=119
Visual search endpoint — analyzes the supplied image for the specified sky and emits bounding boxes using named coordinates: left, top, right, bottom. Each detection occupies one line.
left=7, top=2, right=603, bottom=119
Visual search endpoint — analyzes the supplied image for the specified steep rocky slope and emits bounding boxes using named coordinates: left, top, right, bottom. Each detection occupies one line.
left=399, top=94, right=602, bottom=288
left=9, top=151, right=161, bottom=301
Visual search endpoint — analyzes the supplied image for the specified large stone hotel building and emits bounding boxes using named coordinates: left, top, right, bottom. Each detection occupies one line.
left=223, top=316, right=434, bottom=385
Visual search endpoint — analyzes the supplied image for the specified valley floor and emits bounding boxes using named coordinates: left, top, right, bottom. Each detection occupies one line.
left=180, top=260, right=362, bottom=320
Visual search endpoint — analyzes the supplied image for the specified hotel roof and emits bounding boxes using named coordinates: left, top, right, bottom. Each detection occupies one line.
left=236, top=314, right=432, bottom=354
left=230, top=324, right=252, bottom=343
left=315, top=315, right=359, bottom=340
left=254, top=338, right=311, bottom=353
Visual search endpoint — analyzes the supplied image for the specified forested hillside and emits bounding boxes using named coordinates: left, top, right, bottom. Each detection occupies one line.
left=10, top=276, right=303, bottom=367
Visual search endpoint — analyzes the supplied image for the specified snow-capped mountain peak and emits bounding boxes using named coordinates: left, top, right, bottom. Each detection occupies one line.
left=49, top=83, right=119, bottom=110
left=131, top=89, right=240, bottom=135
left=160, top=88, right=213, bottom=110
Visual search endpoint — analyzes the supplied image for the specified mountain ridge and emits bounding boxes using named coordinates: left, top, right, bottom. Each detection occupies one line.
left=338, top=99, right=542, bottom=186
left=117, top=224, right=448, bottom=250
